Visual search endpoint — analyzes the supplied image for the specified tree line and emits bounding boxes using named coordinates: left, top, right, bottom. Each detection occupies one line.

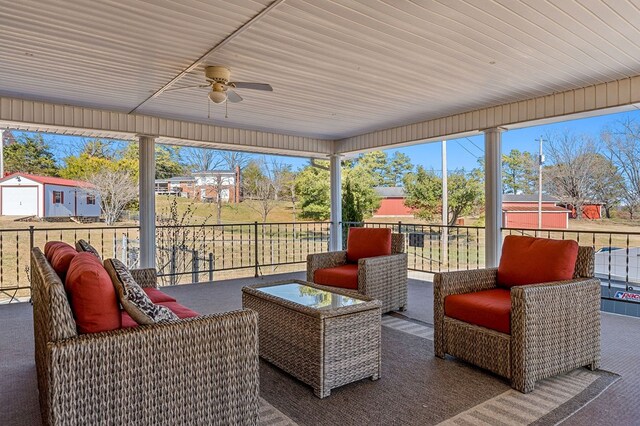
left=5, top=117, right=640, bottom=224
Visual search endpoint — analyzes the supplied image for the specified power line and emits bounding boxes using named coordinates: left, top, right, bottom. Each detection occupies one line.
left=455, top=139, right=482, bottom=159
left=464, top=137, right=484, bottom=154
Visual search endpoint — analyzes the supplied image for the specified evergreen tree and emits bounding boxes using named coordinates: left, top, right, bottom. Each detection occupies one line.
left=404, top=166, right=483, bottom=225
left=342, top=176, right=363, bottom=223
left=4, top=134, right=58, bottom=176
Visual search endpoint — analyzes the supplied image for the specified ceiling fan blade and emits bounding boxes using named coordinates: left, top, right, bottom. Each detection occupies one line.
left=231, top=82, right=273, bottom=91
left=227, top=89, right=243, bottom=103
left=164, top=84, right=210, bottom=92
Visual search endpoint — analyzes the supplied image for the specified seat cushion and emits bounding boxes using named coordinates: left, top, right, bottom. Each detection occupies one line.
left=445, top=288, right=512, bottom=334
left=346, top=227, right=392, bottom=262
left=50, top=244, right=78, bottom=281
left=498, top=235, right=579, bottom=288
left=65, top=252, right=121, bottom=334
left=158, top=301, right=200, bottom=319
left=104, top=258, right=178, bottom=325
left=314, top=264, right=359, bottom=290
left=143, top=287, right=177, bottom=303
left=121, top=302, right=199, bottom=329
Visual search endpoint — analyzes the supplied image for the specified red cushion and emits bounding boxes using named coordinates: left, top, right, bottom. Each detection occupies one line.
left=50, top=245, right=78, bottom=280
left=158, top=301, right=200, bottom=318
left=143, top=287, right=176, bottom=303
left=121, top=311, right=138, bottom=328
left=314, top=264, right=359, bottom=290
left=65, top=252, right=121, bottom=334
left=44, top=241, right=72, bottom=261
left=120, top=301, right=199, bottom=329
left=498, top=235, right=579, bottom=288
left=346, top=227, right=392, bottom=263
left=445, top=288, right=512, bottom=334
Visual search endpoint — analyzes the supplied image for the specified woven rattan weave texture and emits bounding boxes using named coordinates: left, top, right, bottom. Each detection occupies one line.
left=307, top=233, right=408, bottom=313
left=243, top=280, right=382, bottom=398
left=434, top=246, right=601, bottom=393
left=31, top=247, right=260, bottom=425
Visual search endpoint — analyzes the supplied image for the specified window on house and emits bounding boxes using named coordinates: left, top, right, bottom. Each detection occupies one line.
left=86, top=194, right=96, bottom=205
left=52, top=191, right=64, bottom=204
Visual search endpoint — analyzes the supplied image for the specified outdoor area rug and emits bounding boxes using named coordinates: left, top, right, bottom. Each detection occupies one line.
left=259, top=314, right=619, bottom=426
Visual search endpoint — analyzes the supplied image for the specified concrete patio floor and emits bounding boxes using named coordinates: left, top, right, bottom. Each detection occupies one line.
left=0, top=271, right=638, bottom=425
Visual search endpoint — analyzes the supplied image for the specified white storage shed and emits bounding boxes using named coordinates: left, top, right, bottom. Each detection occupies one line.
left=0, top=173, right=101, bottom=218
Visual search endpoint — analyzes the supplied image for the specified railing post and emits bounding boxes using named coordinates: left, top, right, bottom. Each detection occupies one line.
left=170, top=246, right=176, bottom=285
left=398, top=221, right=402, bottom=234
left=28, top=226, right=35, bottom=250
left=254, top=221, right=259, bottom=277
left=192, top=250, right=199, bottom=283
left=208, top=252, right=214, bottom=282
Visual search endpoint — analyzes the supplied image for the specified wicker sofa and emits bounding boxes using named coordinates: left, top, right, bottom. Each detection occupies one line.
left=434, top=244, right=601, bottom=393
left=307, top=232, right=407, bottom=313
left=31, top=247, right=260, bottom=426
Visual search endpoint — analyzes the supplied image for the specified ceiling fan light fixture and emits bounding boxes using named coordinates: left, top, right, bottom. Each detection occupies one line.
left=208, top=90, right=227, bottom=104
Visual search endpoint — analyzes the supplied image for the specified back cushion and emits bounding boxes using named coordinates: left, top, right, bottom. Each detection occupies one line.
left=346, top=227, right=392, bottom=263
left=44, top=241, right=72, bottom=262
left=65, top=252, right=121, bottom=333
left=50, top=244, right=78, bottom=281
left=498, top=235, right=579, bottom=288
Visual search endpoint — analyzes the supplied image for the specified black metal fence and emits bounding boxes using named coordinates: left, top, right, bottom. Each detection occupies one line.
left=345, top=222, right=640, bottom=314
left=2, top=221, right=639, bottom=311
left=0, top=222, right=330, bottom=302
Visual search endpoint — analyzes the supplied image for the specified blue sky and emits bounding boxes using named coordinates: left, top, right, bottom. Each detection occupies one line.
left=13, top=108, right=640, bottom=173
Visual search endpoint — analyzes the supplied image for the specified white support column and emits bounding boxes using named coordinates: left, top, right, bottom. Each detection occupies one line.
left=138, top=135, right=156, bottom=268
left=441, top=140, right=448, bottom=265
left=484, top=128, right=503, bottom=268
left=329, top=154, right=343, bottom=251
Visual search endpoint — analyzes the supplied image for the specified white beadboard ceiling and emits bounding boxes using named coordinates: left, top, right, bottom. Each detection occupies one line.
left=2, top=0, right=640, bottom=141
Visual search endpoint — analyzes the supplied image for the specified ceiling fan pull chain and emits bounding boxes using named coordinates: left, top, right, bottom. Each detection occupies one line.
left=225, top=100, right=229, bottom=119
left=208, top=99, right=211, bottom=119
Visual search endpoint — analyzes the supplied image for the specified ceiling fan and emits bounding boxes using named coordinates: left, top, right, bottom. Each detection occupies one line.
left=166, top=66, right=273, bottom=104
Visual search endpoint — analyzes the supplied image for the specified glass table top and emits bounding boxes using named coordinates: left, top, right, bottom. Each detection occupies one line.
left=256, top=282, right=366, bottom=310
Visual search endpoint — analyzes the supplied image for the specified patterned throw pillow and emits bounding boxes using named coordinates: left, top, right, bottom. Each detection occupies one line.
left=75, top=239, right=101, bottom=261
left=103, top=258, right=178, bottom=325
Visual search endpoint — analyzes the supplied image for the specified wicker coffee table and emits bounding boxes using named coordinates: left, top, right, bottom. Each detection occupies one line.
left=242, top=280, right=382, bottom=398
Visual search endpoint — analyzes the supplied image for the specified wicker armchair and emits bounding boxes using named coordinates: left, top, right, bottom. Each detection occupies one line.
left=31, top=247, right=260, bottom=426
left=307, top=233, right=408, bottom=313
left=434, top=245, right=601, bottom=393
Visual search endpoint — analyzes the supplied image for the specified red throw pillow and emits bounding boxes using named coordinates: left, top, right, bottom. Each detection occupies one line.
left=498, top=235, right=579, bottom=288
left=65, top=252, right=121, bottom=333
left=50, top=245, right=78, bottom=280
left=44, top=241, right=72, bottom=262
left=346, top=228, right=392, bottom=263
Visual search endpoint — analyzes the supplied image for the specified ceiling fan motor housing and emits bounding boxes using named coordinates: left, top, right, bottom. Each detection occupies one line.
left=205, top=66, right=231, bottom=84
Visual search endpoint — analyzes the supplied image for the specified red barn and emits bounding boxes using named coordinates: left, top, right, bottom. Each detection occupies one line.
left=502, top=194, right=570, bottom=229
left=557, top=202, right=604, bottom=220
left=373, top=187, right=413, bottom=217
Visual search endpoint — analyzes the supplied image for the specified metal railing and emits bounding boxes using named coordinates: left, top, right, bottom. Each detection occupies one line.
left=345, top=222, right=640, bottom=307
left=0, top=222, right=330, bottom=303
left=2, top=220, right=639, bottom=307
left=342, top=221, right=486, bottom=272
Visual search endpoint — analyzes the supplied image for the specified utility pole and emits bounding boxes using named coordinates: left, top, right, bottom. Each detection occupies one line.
left=537, top=136, right=546, bottom=229
left=442, top=140, right=448, bottom=264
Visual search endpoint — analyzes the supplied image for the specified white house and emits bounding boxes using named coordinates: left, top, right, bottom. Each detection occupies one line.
left=0, top=173, right=101, bottom=218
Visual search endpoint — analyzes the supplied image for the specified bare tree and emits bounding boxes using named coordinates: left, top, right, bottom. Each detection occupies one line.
left=183, top=147, right=224, bottom=172
left=84, top=169, right=138, bottom=225
left=242, top=158, right=280, bottom=222
left=221, top=151, right=252, bottom=171
left=602, top=119, right=640, bottom=219
left=544, top=131, right=598, bottom=219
